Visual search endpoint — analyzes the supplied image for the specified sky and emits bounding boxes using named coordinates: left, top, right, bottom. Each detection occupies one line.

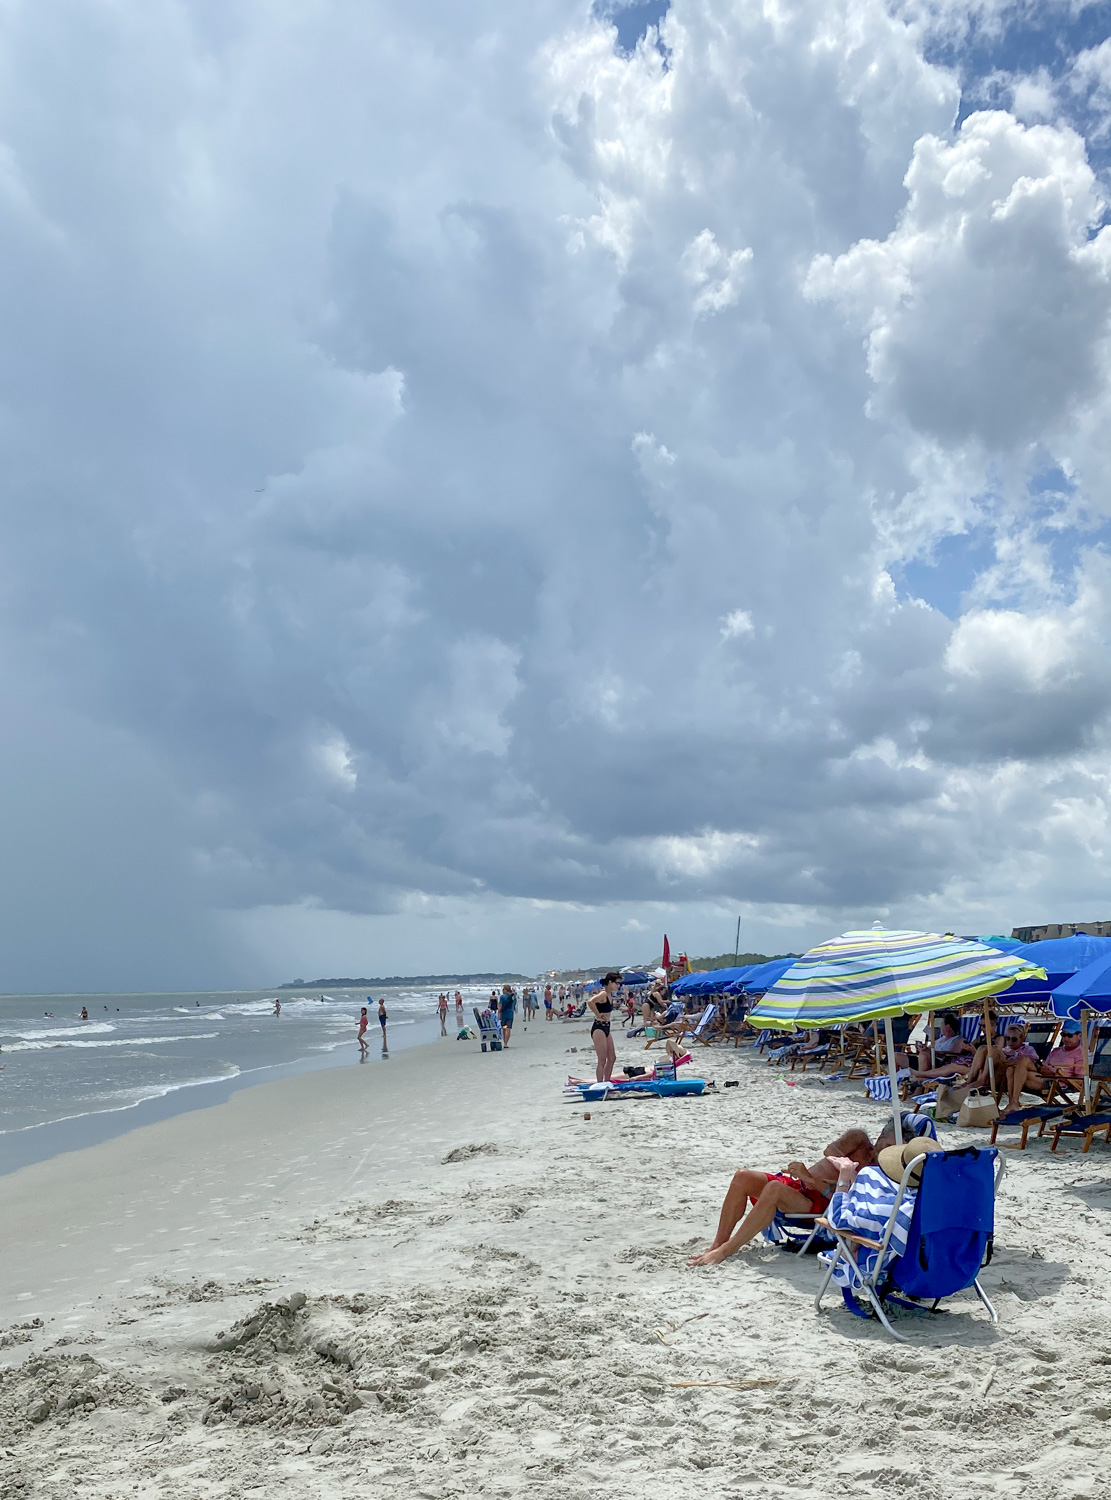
left=3, top=1, right=1111, bottom=990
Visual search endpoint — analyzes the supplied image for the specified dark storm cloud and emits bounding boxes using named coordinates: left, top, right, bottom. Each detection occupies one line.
left=3, top=1, right=1111, bottom=985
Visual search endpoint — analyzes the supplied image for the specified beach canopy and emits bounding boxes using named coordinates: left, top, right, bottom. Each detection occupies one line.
left=737, top=957, right=795, bottom=993
left=748, top=927, right=1046, bottom=1031
left=671, top=965, right=755, bottom=996
left=1050, top=954, right=1111, bottom=1019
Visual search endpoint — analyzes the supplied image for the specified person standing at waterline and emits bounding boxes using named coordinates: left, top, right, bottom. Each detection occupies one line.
left=357, top=1007, right=369, bottom=1057
left=498, top=984, right=516, bottom=1047
left=377, top=996, right=387, bottom=1044
left=589, top=972, right=620, bottom=1083
left=437, top=993, right=448, bottom=1035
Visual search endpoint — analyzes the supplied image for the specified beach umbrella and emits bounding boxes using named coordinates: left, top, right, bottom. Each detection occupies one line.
left=1050, top=955, right=1111, bottom=1019
left=1049, top=956, right=1111, bottom=1109
left=620, top=969, right=652, bottom=987
left=748, top=927, right=1046, bottom=1144
left=736, top=957, right=795, bottom=993
left=1010, top=934, right=1111, bottom=985
left=979, top=936, right=1024, bottom=954
left=672, top=965, right=756, bottom=996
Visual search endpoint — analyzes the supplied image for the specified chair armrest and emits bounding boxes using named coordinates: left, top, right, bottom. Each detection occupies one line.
left=837, top=1231, right=885, bottom=1251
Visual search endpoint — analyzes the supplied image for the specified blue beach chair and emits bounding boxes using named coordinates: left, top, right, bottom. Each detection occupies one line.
left=815, top=1147, right=1003, bottom=1341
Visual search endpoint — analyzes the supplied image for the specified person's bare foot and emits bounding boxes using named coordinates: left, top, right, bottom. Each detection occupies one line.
left=686, top=1245, right=731, bottom=1267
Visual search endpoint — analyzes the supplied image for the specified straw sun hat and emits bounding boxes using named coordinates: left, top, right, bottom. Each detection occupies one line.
left=877, top=1137, right=943, bottom=1185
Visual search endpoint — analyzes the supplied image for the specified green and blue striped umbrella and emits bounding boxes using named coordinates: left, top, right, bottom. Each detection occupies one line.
left=748, top=927, right=1046, bottom=1031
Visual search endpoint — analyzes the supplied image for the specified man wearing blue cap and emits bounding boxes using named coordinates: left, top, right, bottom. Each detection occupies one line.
left=1006, top=1019, right=1085, bottom=1111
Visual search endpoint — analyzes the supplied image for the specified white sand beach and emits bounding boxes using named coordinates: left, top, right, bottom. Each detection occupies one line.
left=2, top=1019, right=1109, bottom=1499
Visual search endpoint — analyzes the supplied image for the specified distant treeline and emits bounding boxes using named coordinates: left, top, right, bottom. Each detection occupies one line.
left=280, top=973, right=531, bottom=988
left=684, top=951, right=799, bottom=971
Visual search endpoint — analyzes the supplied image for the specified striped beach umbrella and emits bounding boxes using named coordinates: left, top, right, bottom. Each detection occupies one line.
left=749, top=927, right=1046, bottom=1144
left=749, top=928, right=1045, bottom=1029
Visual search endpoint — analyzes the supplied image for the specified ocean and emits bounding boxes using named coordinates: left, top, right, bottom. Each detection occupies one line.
left=0, top=982, right=501, bottom=1176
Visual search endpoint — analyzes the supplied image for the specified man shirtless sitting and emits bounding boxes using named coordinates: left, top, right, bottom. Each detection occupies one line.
left=686, top=1128, right=877, bottom=1267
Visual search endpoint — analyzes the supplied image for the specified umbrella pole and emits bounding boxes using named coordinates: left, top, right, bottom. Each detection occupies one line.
left=1081, top=1005, right=1090, bottom=1112
left=982, top=999, right=997, bottom=1097
left=883, top=1017, right=903, bottom=1146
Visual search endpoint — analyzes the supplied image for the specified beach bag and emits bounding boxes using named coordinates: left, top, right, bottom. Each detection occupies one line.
left=934, top=1082, right=973, bottom=1121
left=956, top=1090, right=999, bottom=1127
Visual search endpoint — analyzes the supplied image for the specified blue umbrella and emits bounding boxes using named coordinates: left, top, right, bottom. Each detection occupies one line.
left=737, top=957, right=795, bottom=993
left=1050, top=955, right=1111, bottom=1019
left=978, top=936, right=1024, bottom=954
left=620, top=970, right=652, bottom=987
left=1011, top=934, right=1111, bottom=984
left=672, top=966, right=755, bottom=996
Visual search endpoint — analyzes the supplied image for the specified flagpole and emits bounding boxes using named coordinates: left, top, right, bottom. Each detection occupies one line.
left=733, top=915, right=741, bottom=966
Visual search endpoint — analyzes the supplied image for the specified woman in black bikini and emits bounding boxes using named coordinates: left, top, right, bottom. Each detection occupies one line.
left=588, top=971, right=621, bottom=1083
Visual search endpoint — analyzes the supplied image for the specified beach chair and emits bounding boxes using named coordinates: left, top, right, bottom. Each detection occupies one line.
left=761, top=1211, right=832, bottom=1255
left=688, top=1004, right=720, bottom=1047
left=815, top=1147, right=1002, bottom=1342
left=989, top=1103, right=1072, bottom=1151
left=1048, top=1108, right=1111, bottom=1153
left=473, top=1007, right=503, bottom=1052
left=845, top=1028, right=880, bottom=1080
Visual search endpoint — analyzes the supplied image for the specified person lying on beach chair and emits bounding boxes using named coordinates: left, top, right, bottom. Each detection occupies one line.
left=1005, top=1020, right=1085, bottom=1111
left=685, top=1128, right=877, bottom=1268
left=906, top=1013, right=976, bottom=1081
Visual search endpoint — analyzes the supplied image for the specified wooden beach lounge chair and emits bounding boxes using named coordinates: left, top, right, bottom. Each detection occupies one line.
left=989, top=1103, right=1072, bottom=1151
left=688, top=1004, right=720, bottom=1047
left=1048, top=1108, right=1111, bottom=1153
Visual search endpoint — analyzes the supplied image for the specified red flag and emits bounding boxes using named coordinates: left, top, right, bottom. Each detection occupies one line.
left=662, top=934, right=670, bottom=971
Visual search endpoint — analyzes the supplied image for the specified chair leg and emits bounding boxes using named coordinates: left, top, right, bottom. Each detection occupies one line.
left=864, top=1288, right=909, bottom=1343
left=972, top=1277, right=999, bottom=1324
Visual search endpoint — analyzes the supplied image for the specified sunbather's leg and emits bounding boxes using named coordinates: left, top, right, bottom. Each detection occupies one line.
left=1007, top=1056, right=1041, bottom=1111
left=962, top=1043, right=1002, bottom=1090
left=686, top=1176, right=813, bottom=1267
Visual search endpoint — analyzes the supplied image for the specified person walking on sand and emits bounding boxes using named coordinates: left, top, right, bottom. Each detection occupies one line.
left=357, top=1007, right=369, bottom=1056
left=438, top=993, right=449, bottom=1035
left=455, top=990, right=463, bottom=1016
left=498, top=984, right=517, bottom=1047
left=589, top=972, right=620, bottom=1083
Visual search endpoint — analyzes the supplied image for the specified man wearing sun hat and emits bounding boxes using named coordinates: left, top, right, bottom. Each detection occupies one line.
left=821, top=1137, right=944, bottom=1291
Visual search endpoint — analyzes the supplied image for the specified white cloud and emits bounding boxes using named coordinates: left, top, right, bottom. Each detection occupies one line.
left=720, top=609, right=755, bottom=640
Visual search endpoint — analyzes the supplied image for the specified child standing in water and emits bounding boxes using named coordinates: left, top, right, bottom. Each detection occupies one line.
left=358, top=1007, right=369, bottom=1056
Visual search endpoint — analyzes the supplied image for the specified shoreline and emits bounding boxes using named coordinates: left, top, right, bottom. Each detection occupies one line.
left=2, top=1017, right=1109, bottom=1499
left=0, top=1014, right=444, bottom=1179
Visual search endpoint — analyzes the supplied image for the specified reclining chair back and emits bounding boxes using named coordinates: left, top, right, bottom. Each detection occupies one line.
left=890, top=1147, right=996, bottom=1301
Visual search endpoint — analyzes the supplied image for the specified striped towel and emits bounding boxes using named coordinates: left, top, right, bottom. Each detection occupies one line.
left=824, top=1167, right=917, bottom=1289
left=864, top=1070, right=911, bottom=1102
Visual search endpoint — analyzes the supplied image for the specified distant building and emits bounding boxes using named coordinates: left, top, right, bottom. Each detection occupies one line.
left=1010, top=921, right=1111, bottom=943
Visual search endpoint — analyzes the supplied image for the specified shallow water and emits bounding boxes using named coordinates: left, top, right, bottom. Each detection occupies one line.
left=0, top=984, right=496, bottom=1174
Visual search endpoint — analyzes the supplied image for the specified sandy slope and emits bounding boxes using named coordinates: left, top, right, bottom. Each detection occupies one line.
left=1, top=1017, right=1109, bottom=1499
